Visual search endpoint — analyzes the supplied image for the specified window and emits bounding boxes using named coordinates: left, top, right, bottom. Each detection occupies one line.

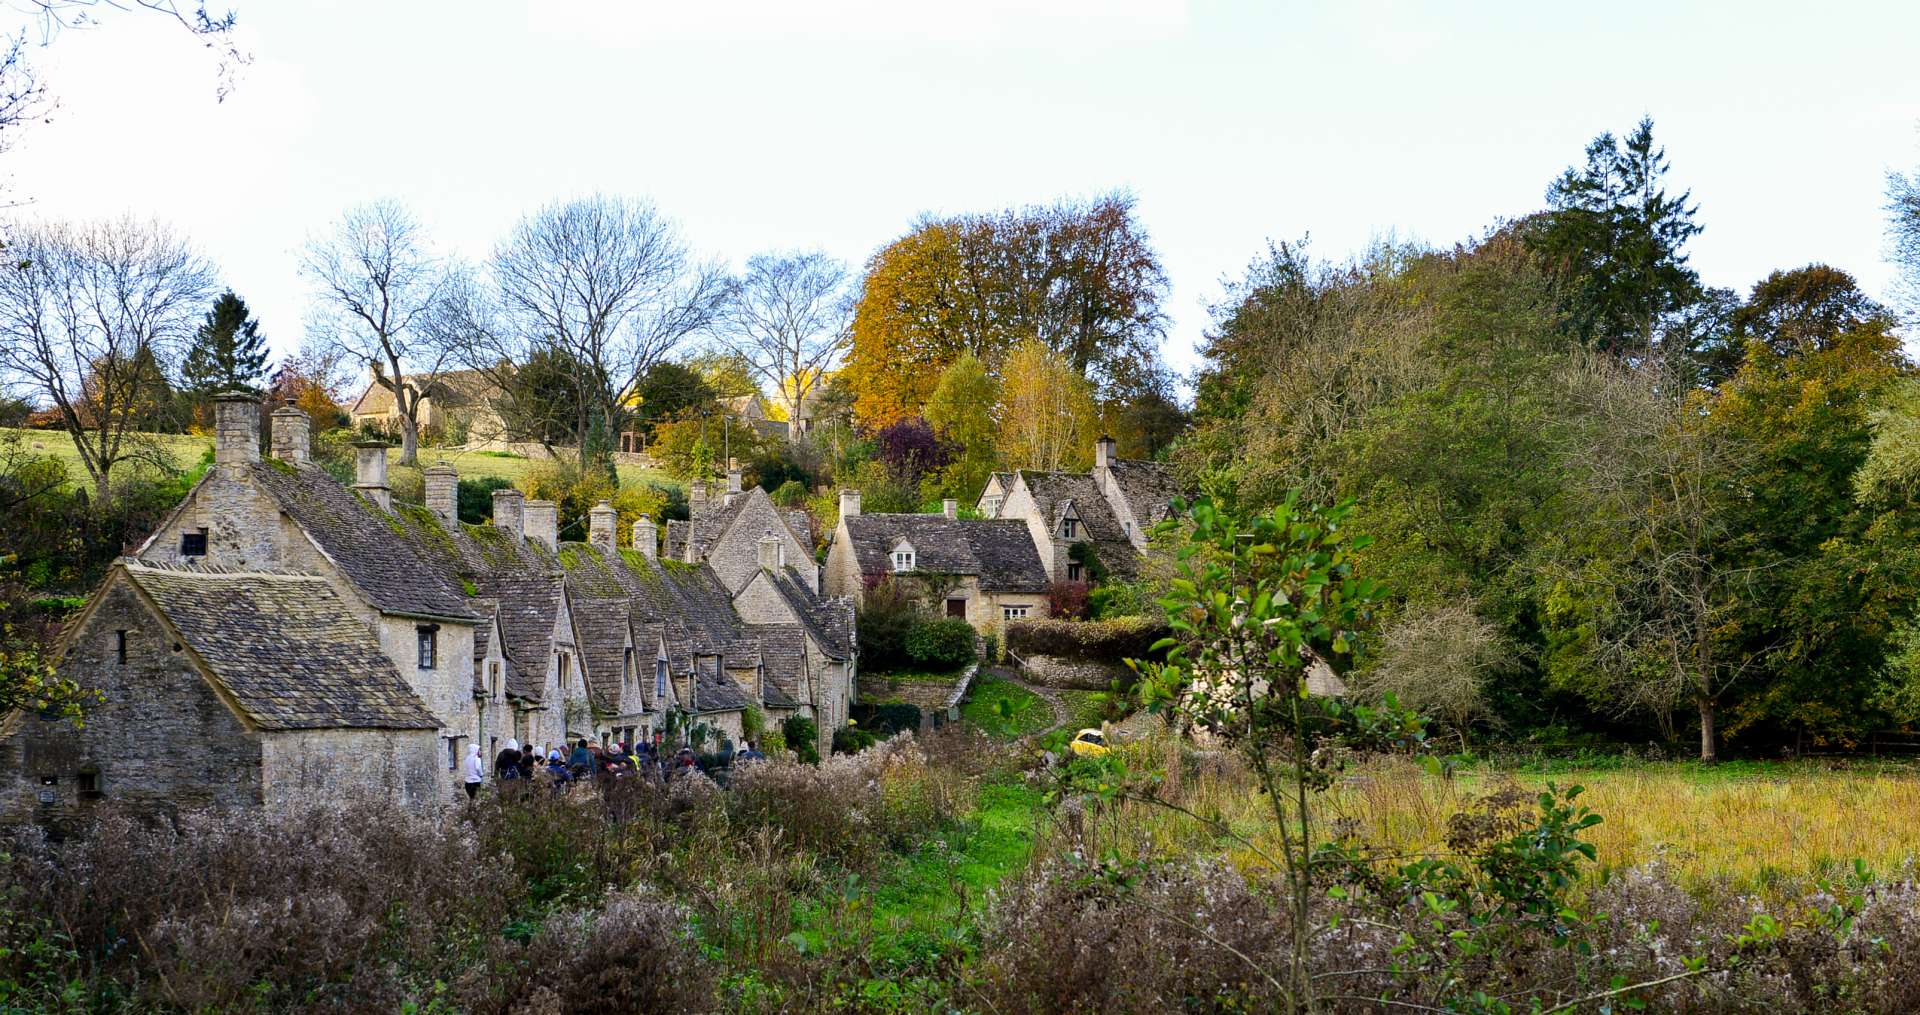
left=1061, top=518, right=1079, bottom=539
left=557, top=652, right=571, bottom=689
left=77, top=769, right=102, bottom=799
left=416, top=626, right=438, bottom=669
left=624, top=647, right=635, bottom=687
left=1002, top=605, right=1031, bottom=621
left=655, top=658, right=668, bottom=699
left=179, top=530, right=207, bottom=557
left=891, top=548, right=915, bottom=572
left=114, top=630, right=127, bottom=665
left=945, top=597, right=967, bottom=619
left=1066, top=562, right=1083, bottom=582
left=445, top=737, right=461, bottom=772
left=489, top=661, right=502, bottom=699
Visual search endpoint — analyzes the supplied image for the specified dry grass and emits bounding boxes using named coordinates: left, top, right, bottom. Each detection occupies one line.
left=1092, top=740, right=1920, bottom=902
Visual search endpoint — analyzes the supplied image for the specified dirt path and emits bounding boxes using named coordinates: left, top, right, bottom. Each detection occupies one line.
left=983, top=665, right=1070, bottom=742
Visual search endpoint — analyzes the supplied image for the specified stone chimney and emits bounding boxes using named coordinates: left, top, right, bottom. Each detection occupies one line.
left=633, top=514, right=657, bottom=559
left=492, top=488, right=525, bottom=541
left=213, top=390, right=260, bottom=467
left=757, top=528, right=780, bottom=571
left=725, top=468, right=743, bottom=506
left=690, top=480, right=709, bottom=512
left=523, top=499, right=558, bottom=551
left=353, top=441, right=391, bottom=512
left=268, top=404, right=310, bottom=466
left=942, top=497, right=958, bottom=519
left=588, top=499, right=618, bottom=553
left=424, top=461, right=458, bottom=524
left=839, top=488, right=861, bottom=519
left=1094, top=433, right=1117, bottom=470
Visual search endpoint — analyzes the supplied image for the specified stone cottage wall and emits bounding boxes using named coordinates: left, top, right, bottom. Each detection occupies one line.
left=260, top=727, right=445, bottom=810
left=0, top=581, right=265, bottom=828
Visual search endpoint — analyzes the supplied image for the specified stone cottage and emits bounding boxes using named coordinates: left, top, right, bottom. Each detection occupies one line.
left=4, top=392, right=856, bottom=818
left=348, top=366, right=506, bottom=444
left=0, top=559, right=443, bottom=827
left=823, top=490, right=1051, bottom=628
left=981, top=435, right=1184, bottom=584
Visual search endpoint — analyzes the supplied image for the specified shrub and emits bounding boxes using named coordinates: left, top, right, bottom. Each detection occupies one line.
left=856, top=578, right=925, bottom=671
left=1046, top=579, right=1090, bottom=620
left=503, top=888, right=716, bottom=1014
left=1005, top=615, right=1169, bottom=660
left=782, top=714, right=820, bottom=764
left=832, top=724, right=880, bottom=755
left=853, top=701, right=923, bottom=735
left=457, top=475, right=516, bottom=524
left=771, top=478, right=807, bottom=507
left=905, top=617, right=976, bottom=670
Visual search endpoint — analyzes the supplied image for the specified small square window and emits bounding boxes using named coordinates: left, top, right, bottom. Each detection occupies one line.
left=1002, top=605, right=1030, bottom=621
left=891, top=549, right=915, bottom=572
left=1066, top=562, right=1083, bottom=582
left=179, top=530, right=207, bottom=557
left=77, top=770, right=102, bottom=799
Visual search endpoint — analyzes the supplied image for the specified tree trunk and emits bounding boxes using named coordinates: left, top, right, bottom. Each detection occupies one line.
left=1698, top=697, right=1718, bottom=763
left=399, top=415, right=419, bottom=466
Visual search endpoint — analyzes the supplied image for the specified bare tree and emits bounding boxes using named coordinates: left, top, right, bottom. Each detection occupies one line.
left=301, top=200, right=452, bottom=465
left=488, top=194, right=729, bottom=469
left=1555, top=355, right=1771, bottom=762
left=719, top=250, right=850, bottom=424
left=0, top=216, right=217, bottom=505
left=1889, top=159, right=1920, bottom=327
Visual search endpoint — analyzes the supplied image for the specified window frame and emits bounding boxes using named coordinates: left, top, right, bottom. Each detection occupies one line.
left=179, top=530, right=208, bottom=557
left=114, top=629, right=127, bottom=665
left=1002, top=605, right=1031, bottom=621
left=891, top=548, right=915, bottom=572
left=416, top=625, right=438, bottom=670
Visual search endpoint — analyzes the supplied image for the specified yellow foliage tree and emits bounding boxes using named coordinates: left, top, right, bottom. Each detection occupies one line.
left=843, top=221, right=975, bottom=427
left=998, top=338, right=1097, bottom=473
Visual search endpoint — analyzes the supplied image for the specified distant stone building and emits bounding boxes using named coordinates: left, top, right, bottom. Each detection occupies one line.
left=348, top=367, right=506, bottom=445
left=4, top=392, right=855, bottom=821
left=981, top=435, right=1183, bottom=584
left=823, top=491, right=1051, bottom=628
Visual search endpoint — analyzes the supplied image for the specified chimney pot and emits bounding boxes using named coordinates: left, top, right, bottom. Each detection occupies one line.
left=523, top=499, right=558, bottom=551
left=352, top=440, right=390, bottom=512
left=633, top=514, right=657, bottom=559
left=213, top=391, right=261, bottom=467
left=268, top=404, right=310, bottom=466
left=423, top=461, right=458, bottom=524
left=588, top=499, right=618, bottom=553
left=839, top=488, right=861, bottom=519
left=942, top=497, right=958, bottom=519
left=492, top=488, right=525, bottom=541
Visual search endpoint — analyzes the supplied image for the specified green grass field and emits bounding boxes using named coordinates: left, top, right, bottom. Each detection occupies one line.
left=960, top=677, right=1053, bottom=739
left=3, top=428, right=679, bottom=493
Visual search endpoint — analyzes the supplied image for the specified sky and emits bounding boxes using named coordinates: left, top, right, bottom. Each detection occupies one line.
left=6, top=0, right=1918, bottom=386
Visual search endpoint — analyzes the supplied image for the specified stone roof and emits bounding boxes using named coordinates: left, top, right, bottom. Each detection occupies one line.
left=1017, top=470, right=1141, bottom=580
left=749, top=623, right=807, bottom=704
left=247, top=462, right=481, bottom=622
left=841, top=514, right=1049, bottom=592
left=1104, top=458, right=1183, bottom=530
left=120, top=560, right=439, bottom=731
left=767, top=568, right=853, bottom=660
left=553, top=544, right=643, bottom=713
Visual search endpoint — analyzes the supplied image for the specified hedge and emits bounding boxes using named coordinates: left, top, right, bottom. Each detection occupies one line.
left=905, top=617, right=976, bottom=669
left=1005, top=615, right=1170, bottom=661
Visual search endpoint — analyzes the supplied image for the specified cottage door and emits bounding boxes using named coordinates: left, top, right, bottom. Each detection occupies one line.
left=945, top=597, right=966, bottom=619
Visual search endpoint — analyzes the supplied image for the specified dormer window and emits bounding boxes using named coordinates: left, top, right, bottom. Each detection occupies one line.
left=655, top=657, right=668, bottom=699
left=1061, top=518, right=1079, bottom=539
left=891, top=542, right=915, bottom=572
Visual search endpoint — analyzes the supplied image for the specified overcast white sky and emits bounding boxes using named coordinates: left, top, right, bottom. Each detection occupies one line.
left=6, top=0, right=1918, bottom=384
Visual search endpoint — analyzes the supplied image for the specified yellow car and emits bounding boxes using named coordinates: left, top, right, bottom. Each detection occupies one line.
left=1068, top=728, right=1110, bottom=758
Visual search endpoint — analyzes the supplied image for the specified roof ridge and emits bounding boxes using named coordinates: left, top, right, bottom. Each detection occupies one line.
left=123, top=557, right=326, bottom=580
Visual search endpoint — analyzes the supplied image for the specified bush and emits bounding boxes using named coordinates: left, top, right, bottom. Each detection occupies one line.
left=852, top=701, right=923, bottom=735
left=832, top=724, right=880, bottom=755
left=905, top=617, right=976, bottom=670
left=856, top=578, right=924, bottom=671
left=1046, top=580, right=1090, bottom=620
left=1005, top=615, right=1169, bottom=660
left=457, top=475, right=516, bottom=524
left=771, top=478, right=807, bottom=507
left=782, top=714, right=820, bottom=764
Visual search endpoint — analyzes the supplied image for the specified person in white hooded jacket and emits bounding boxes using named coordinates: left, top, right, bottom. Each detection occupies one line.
left=462, top=743, right=485, bottom=800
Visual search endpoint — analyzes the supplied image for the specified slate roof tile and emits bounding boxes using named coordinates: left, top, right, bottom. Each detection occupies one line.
left=842, top=514, right=1049, bottom=592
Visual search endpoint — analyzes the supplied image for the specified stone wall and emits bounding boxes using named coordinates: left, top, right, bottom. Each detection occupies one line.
left=0, top=581, right=266, bottom=828
left=260, top=727, right=445, bottom=810
left=1018, top=652, right=1133, bottom=691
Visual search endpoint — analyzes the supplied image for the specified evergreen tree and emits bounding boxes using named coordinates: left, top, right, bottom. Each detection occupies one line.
left=181, top=290, right=269, bottom=396
left=1530, top=117, right=1704, bottom=357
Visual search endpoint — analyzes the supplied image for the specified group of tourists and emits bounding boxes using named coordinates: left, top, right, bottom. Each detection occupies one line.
left=460, top=735, right=769, bottom=799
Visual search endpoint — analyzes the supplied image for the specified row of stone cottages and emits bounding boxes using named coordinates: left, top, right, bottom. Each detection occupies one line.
left=2, top=393, right=854, bottom=823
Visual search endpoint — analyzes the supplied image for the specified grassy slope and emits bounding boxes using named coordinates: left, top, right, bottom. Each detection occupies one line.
left=960, top=677, right=1052, bottom=738
left=0, top=429, right=678, bottom=493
